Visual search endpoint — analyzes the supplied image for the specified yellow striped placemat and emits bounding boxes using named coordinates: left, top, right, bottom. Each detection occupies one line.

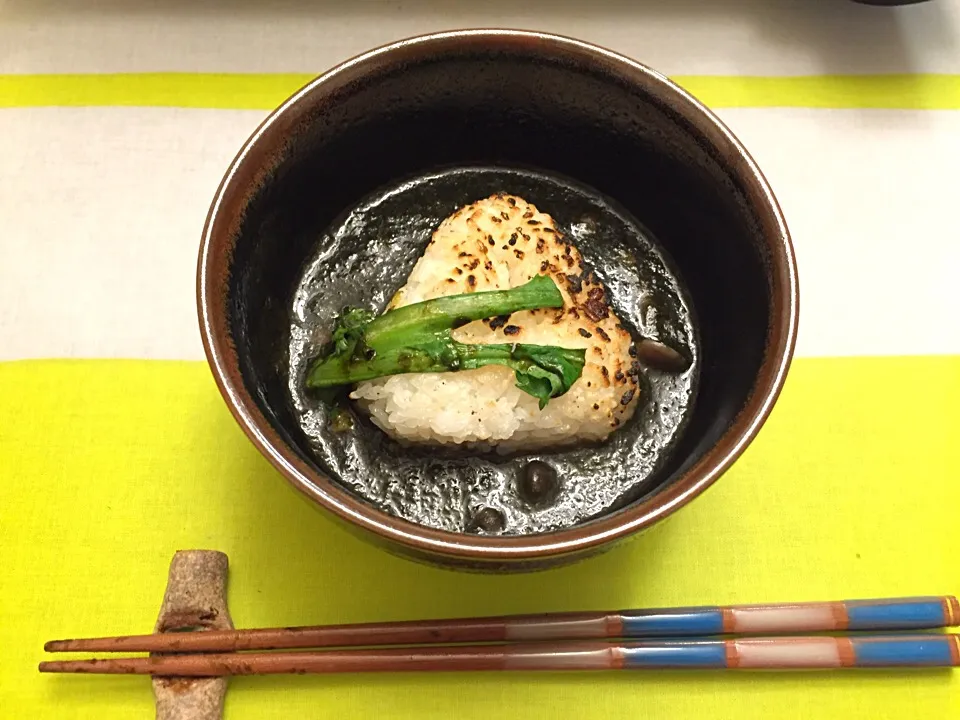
left=2, top=73, right=960, bottom=109
left=1, top=356, right=958, bottom=719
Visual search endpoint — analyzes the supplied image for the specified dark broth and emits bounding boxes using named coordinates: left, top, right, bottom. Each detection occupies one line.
left=288, top=166, right=699, bottom=535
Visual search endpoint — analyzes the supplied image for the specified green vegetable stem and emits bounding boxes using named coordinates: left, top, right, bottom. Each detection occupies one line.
left=306, top=275, right=586, bottom=408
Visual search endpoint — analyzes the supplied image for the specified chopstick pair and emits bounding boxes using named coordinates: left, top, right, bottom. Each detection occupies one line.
left=41, top=595, right=960, bottom=675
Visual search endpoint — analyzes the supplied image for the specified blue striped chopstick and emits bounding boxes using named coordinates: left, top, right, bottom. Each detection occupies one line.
left=44, top=596, right=960, bottom=655
left=618, top=634, right=960, bottom=670
left=612, top=596, right=960, bottom=639
left=39, top=634, right=960, bottom=675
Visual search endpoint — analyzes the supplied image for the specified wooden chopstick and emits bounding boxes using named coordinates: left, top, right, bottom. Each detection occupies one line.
left=44, top=595, right=959, bottom=654
left=38, top=634, right=960, bottom=675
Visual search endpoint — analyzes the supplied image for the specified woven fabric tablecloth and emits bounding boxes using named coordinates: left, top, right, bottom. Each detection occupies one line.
left=2, top=3, right=959, bottom=718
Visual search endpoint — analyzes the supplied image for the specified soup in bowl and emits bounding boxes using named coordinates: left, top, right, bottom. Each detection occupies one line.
left=198, top=29, right=798, bottom=571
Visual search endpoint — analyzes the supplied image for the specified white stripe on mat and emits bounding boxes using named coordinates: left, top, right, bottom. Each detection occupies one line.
left=1, top=1, right=959, bottom=76
left=1, top=106, right=958, bottom=361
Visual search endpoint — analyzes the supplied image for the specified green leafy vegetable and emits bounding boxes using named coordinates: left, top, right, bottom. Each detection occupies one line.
left=306, top=276, right=586, bottom=408
left=330, top=307, right=375, bottom=356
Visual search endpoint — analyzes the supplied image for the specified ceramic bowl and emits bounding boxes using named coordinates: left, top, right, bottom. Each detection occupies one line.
left=198, top=29, right=798, bottom=571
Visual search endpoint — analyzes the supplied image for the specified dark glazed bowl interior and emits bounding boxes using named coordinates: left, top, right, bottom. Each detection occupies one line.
left=199, top=30, right=798, bottom=570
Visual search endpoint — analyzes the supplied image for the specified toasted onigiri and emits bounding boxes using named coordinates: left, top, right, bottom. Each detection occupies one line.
left=350, top=194, right=641, bottom=449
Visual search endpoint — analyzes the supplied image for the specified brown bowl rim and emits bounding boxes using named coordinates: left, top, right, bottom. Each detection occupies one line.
left=198, top=28, right=799, bottom=562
